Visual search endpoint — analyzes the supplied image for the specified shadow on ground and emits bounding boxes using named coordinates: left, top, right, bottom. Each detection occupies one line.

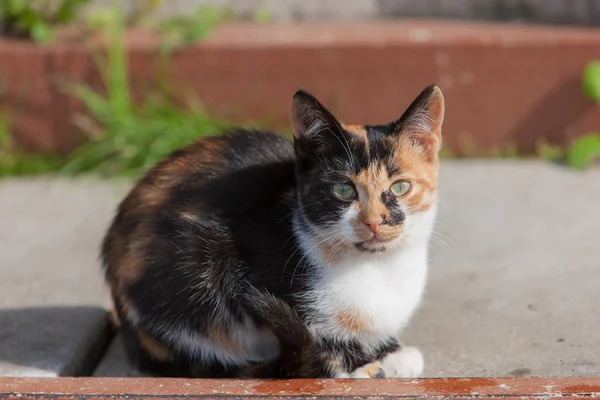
left=0, top=306, right=113, bottom=377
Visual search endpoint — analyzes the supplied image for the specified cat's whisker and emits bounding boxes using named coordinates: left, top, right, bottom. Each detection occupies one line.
left=280, top=229, right=337, bottom=283
left=327, top=238, right=347, bottom=269
left=291, top=232, right=342, bottom=274
left=429, top=233, right=451, bottom=250
left=428, top=235, right=450, bottom=250
left=429, top=231, right=459, bottom=255
left=325, top=126, right=355, bottom=167
left=431, top=231, right=454, bottom=246
left=290, top=232, right=344, bottom=286
left=275, top=200, right=322, bottom=226
left=430, top=230, right=453, bottom=247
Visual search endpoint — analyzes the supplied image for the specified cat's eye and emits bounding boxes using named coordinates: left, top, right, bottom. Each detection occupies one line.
left=390, top=180, right=412, bottom=197
left=332, top=183, right=357, bottom=200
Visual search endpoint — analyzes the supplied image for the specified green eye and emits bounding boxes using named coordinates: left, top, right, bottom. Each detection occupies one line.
left=332, top=183, right=356, bottom=200
left=390, top=180, right=412, bottom=196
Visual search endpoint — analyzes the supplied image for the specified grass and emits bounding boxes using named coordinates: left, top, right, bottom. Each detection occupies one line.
left=0, top=5, right=228, bottom=179
left=0, top=112, right=64, bottom=177
left=60, top=5, right=229, bottom=178
left=0, top=2, right=234, bottom=179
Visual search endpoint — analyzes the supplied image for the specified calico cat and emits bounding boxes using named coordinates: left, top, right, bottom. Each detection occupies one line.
left=102, top=84, right=444, bottom=379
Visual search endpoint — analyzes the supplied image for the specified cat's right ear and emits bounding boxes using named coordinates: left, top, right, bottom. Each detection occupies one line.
left=290, top=89, right=342, bottom=142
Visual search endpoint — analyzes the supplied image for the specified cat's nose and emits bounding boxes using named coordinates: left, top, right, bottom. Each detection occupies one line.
left=363, top=219, right=382, bottom=234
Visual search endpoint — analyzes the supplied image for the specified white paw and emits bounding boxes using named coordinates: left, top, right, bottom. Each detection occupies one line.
left=381, top=346, right=424, bottom=378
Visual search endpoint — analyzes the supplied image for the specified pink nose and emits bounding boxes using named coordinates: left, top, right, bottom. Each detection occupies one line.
left=364, top=220, right=382, bottom=234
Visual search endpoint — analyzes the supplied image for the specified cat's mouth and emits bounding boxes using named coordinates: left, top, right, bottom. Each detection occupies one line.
left=354, top=242, right=387, bottom=253
left=354, top=234, right=402, bottom=253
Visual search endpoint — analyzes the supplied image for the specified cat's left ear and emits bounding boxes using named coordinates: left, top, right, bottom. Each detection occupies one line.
left=391, top=84, right=445, bottom=162
left=290, top=89, right=344, bottom=142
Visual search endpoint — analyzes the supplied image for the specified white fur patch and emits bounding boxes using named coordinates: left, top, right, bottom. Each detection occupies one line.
left=381, top=346, right=424, bottom=378
left=296, top=204, right=437, bottom=349
left=156, top=314, right=279, bottom=367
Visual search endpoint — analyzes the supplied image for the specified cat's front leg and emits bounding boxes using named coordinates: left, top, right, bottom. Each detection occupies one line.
left=380, top=346, right=424, bottom=378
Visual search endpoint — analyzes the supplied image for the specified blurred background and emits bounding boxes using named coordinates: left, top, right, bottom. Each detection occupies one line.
left=1, top=0, right=600, bottom=176
left=1, top=0, right=600, bottom=380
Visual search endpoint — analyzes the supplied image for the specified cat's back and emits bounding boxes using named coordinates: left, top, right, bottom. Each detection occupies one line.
left=99, top=130, right=299, bottom=374
left=102, top=129, right=297, bottom=290
left=152, top=129, right=294, bottom=186
left=116, top=129, right=294, bottom=212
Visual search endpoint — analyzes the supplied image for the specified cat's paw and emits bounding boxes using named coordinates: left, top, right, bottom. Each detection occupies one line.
left=380, top=346, right=424, bottom=378
left=335, top=361, right=385, bottom=379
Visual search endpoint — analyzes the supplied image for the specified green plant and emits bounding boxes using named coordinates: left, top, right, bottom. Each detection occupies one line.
left=569, top=62, right=600, bottom=170
left=159, top=5, right=232, bottom=52
left=0, top=111, right=65, bottom=177
left=128, top=0, right=163, bottom=26
left=535, top=139, right=565, bottom=164
left=0, top=0, right=90, bottom=43
left=62, top=8, right=227, bottom=177
left=567, top=134, right=600, bottom=171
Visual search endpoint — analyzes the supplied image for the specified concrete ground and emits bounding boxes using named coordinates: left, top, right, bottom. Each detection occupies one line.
left=1, top=161, right=599, bottom=377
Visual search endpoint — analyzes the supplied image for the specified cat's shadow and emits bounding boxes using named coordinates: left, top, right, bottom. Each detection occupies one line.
left=0, top=306, right=112, bottom=376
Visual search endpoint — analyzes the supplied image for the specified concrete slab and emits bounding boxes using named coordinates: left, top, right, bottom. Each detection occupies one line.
left=92, top=161, right=600, bottom=378
left=0, top=179, right=128, bottom=376
left=404, top=161, right=600, bottom=377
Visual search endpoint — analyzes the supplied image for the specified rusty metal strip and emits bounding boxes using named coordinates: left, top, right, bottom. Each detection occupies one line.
left=0, top=377, right=600, bottom=399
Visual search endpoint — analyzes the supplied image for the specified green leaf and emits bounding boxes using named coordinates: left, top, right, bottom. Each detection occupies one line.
left=567, top=133, right=600, bottom=170
left=31, top=21, right=54, bottom=43
left=6, top=0, right=27, bottom=15
left=69, top=83, right=111, bottom=119
left=105, top=8, right=131, bottom=117
left=56, top=0, right=91, bottom=23
left=582, top=62, right=600, bottom=102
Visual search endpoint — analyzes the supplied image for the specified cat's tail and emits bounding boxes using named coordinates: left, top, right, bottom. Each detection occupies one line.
left=241, top=285, right=326, bottom=378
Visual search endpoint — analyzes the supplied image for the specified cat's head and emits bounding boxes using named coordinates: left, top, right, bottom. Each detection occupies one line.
left=291, top=85, right=444, bottom=256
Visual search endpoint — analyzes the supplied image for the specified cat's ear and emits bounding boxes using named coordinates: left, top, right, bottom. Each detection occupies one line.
left=290, top=89, right=344, bottom=142
left=391, top=84, right=445, bottom=162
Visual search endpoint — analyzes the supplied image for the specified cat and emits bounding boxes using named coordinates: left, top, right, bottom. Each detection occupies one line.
left=101, top=84, right=444, bottom=379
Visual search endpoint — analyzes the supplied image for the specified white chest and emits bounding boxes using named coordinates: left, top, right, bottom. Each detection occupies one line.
left=303, top=246, right=428, bottom=345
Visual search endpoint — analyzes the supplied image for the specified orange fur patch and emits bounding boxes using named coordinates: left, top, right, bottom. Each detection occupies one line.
left=342, top=124, right=368, bottom=141
left=327, top=357, right=345, bottom=376
left=342, top=124, right=369, bottom=153
left=208, top=326, right=246, bottom=357
left=104, top=136, right=229, bottom=288
left=354, top=360, right=384, bottom=377
left=132, top=137, right=226, bottom=210
left=116, top=293, right=139, bottom=324
left=336, top=309, right=371, bottom=333
left=135, top=183, right=171, bottom=209
left=317, top=240, right=351, bottom=266
left=114, top=243, right=145, bottom=283
left=350, top=166, right=405, bottom=242
left=103, top=222, right=146, bottom=285
left=138, top=330, right=173, bottom=362
left=108, top=306, right=120, bottom=327
left=392, top=141, right=439, bottom=213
